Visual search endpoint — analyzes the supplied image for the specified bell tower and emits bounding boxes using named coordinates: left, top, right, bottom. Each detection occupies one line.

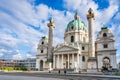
left=87, top=8, right=97, bottom=72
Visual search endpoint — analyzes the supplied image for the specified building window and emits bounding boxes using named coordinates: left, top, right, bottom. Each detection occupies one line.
left=41, top=50, right=43, bottom=53
left=82, top=56, right=85, bottom=62
left=71, top=36, right=74, bottom=42
left=103, top=44, right=108, bottom=48
left=103, top=33, right=107, bottom=37
left=82, top=46, right=85, bottom=50
left=41, top=41, right=44, bottom=45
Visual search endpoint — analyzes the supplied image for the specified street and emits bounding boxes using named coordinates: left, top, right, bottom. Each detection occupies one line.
left=0, top=75, right=65, bottom=80
left=0, top=72, right=120, bottom=80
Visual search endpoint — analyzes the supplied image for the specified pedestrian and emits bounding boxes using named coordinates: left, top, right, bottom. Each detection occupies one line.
left=58, top=70, right=60, bottom=74
left=64, top=69, right=66, bottom=75
left=49, top=70, right=51, bottom=73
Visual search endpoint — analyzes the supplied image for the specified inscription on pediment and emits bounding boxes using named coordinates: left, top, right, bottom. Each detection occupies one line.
left=56, top=46, right=77, bottom=52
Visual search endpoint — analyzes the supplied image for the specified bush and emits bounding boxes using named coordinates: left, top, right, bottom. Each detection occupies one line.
left=20, top=67, right=27, bottom=71
left=115, top=70, right=120, bottom=76
left=0, top=66, right=27, bottom=71
left=4, top=67, right=14, bottom=71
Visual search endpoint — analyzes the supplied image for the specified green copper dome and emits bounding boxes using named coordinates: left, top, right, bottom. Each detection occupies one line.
left=66, top=20, right=87, bottom=32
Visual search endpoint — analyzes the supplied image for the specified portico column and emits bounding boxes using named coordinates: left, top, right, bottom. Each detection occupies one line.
left=68, top=54, right=69, bottom=69
left=53, top=55, right=55, bottom=69
left=57, top=54, right=60, bottom=68
left=77, top=53, right=79, bottom=69
left=72, top=54, right=74, bottom=68
left=43, top=61, right=45, bottom=70
left=62, top=54, right=63, bottom=68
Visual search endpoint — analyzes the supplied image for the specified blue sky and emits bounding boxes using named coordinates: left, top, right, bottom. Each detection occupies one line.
left=0, top=0, right=120, bottom=62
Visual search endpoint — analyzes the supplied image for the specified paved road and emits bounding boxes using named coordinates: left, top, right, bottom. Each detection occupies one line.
left=0, top=72, right=120, bottom=80
left=0, top=75, right=65, bottom=80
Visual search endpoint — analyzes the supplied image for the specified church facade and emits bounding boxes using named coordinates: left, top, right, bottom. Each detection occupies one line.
left=36, top=8, right=117, bottom=72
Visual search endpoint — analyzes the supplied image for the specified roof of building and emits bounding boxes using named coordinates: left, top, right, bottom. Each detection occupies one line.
left=41, top=36, right=48, bottom=40
left=101, top=26, right=108, bottom=30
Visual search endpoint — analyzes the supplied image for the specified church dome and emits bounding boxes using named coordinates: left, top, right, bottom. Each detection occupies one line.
left=66, top=20, right=87, bottom=32
left=65, top=11, right=87, bottom=32
left=64, top=11, right=88, bottom=43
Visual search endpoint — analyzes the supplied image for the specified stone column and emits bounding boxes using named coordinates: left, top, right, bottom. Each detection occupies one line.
left=77, top=53, right=79, bottom=69
left=53, top=55, right=55, bottom=69
left=68, top=54, right=69, bottom=69
left=57, top=54, right=60, bottom=69
left=43, top=61, right=45, bottom=70
left=62, top=54, right=63, bottom=68
left=87, top=8, right=95, bottom=58
left=86, top=8, right=97, bottom=72
left=47, top=18, right=55, bottom=61
left=72, top=54, right=74, bottom=68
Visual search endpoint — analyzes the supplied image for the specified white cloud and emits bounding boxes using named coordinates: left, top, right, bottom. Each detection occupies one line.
left=0, top=53, right=3, bottom=57
left=12, top=53, right=22, bottom=59
left=114, top=12, right=120, bottom=20
left=26, top=53, right=33, bottom=58
left=0, top=49, right=12, bottom=53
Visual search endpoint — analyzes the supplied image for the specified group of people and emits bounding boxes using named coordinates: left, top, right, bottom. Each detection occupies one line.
left=49, top=69, right=67, bottom=74
left=58, top=69, right=67, bottom=74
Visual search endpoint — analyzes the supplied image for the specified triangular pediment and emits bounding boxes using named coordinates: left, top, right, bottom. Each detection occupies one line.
left=54, top=45, right=78, bottom=52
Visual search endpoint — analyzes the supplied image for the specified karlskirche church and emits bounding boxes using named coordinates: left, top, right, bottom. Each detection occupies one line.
left=36, top=8, right=117, bottom=72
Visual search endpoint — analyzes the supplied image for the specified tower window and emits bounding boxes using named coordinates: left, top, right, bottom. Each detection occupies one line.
left=103, top=33, right=107, bottom=37
left=82, top=46, right=85, bottom=50
left=82, top=56, right=85, bottom=62
left=41, top=50, right=43, bottom=53
left=71, top=36, right=74, bottom=42
left=71, top=26, right=74, bottom=30
left=41, top=41, right=44, bottom=45
left=103, top=44, right=108, bottom=48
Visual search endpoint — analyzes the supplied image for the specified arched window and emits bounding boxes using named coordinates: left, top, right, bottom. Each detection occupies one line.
left=103, top=33, right=107, bottom=37
left=71, top=36, right=74, bottom=42
left=82, top=46, right=85, bottom=50
left=41, top=50, right=43, bottom=53
left=82, top=56, right=85, bottom=62
left=71, top=26, right=74, bottom=30
left=41, top=41, right=44, bottom=45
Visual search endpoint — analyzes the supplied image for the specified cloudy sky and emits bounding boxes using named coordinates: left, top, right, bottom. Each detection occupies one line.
left=0, top=0, right=120, bottom=62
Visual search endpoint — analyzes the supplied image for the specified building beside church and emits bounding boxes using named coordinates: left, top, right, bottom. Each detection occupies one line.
left=0, top=58, right=36, bottom=70
left=36, top=8, right=117, bottom=72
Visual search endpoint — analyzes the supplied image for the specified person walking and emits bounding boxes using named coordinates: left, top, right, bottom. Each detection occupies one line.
left=64, top=69, right=66, bottom=75
left=58, top=70, right=60, bottom=74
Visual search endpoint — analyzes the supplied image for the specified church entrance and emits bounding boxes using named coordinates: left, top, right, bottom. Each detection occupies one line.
left=40, top=60, right=43, bottom=71
left=103, top=57, right=110, bottom=70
